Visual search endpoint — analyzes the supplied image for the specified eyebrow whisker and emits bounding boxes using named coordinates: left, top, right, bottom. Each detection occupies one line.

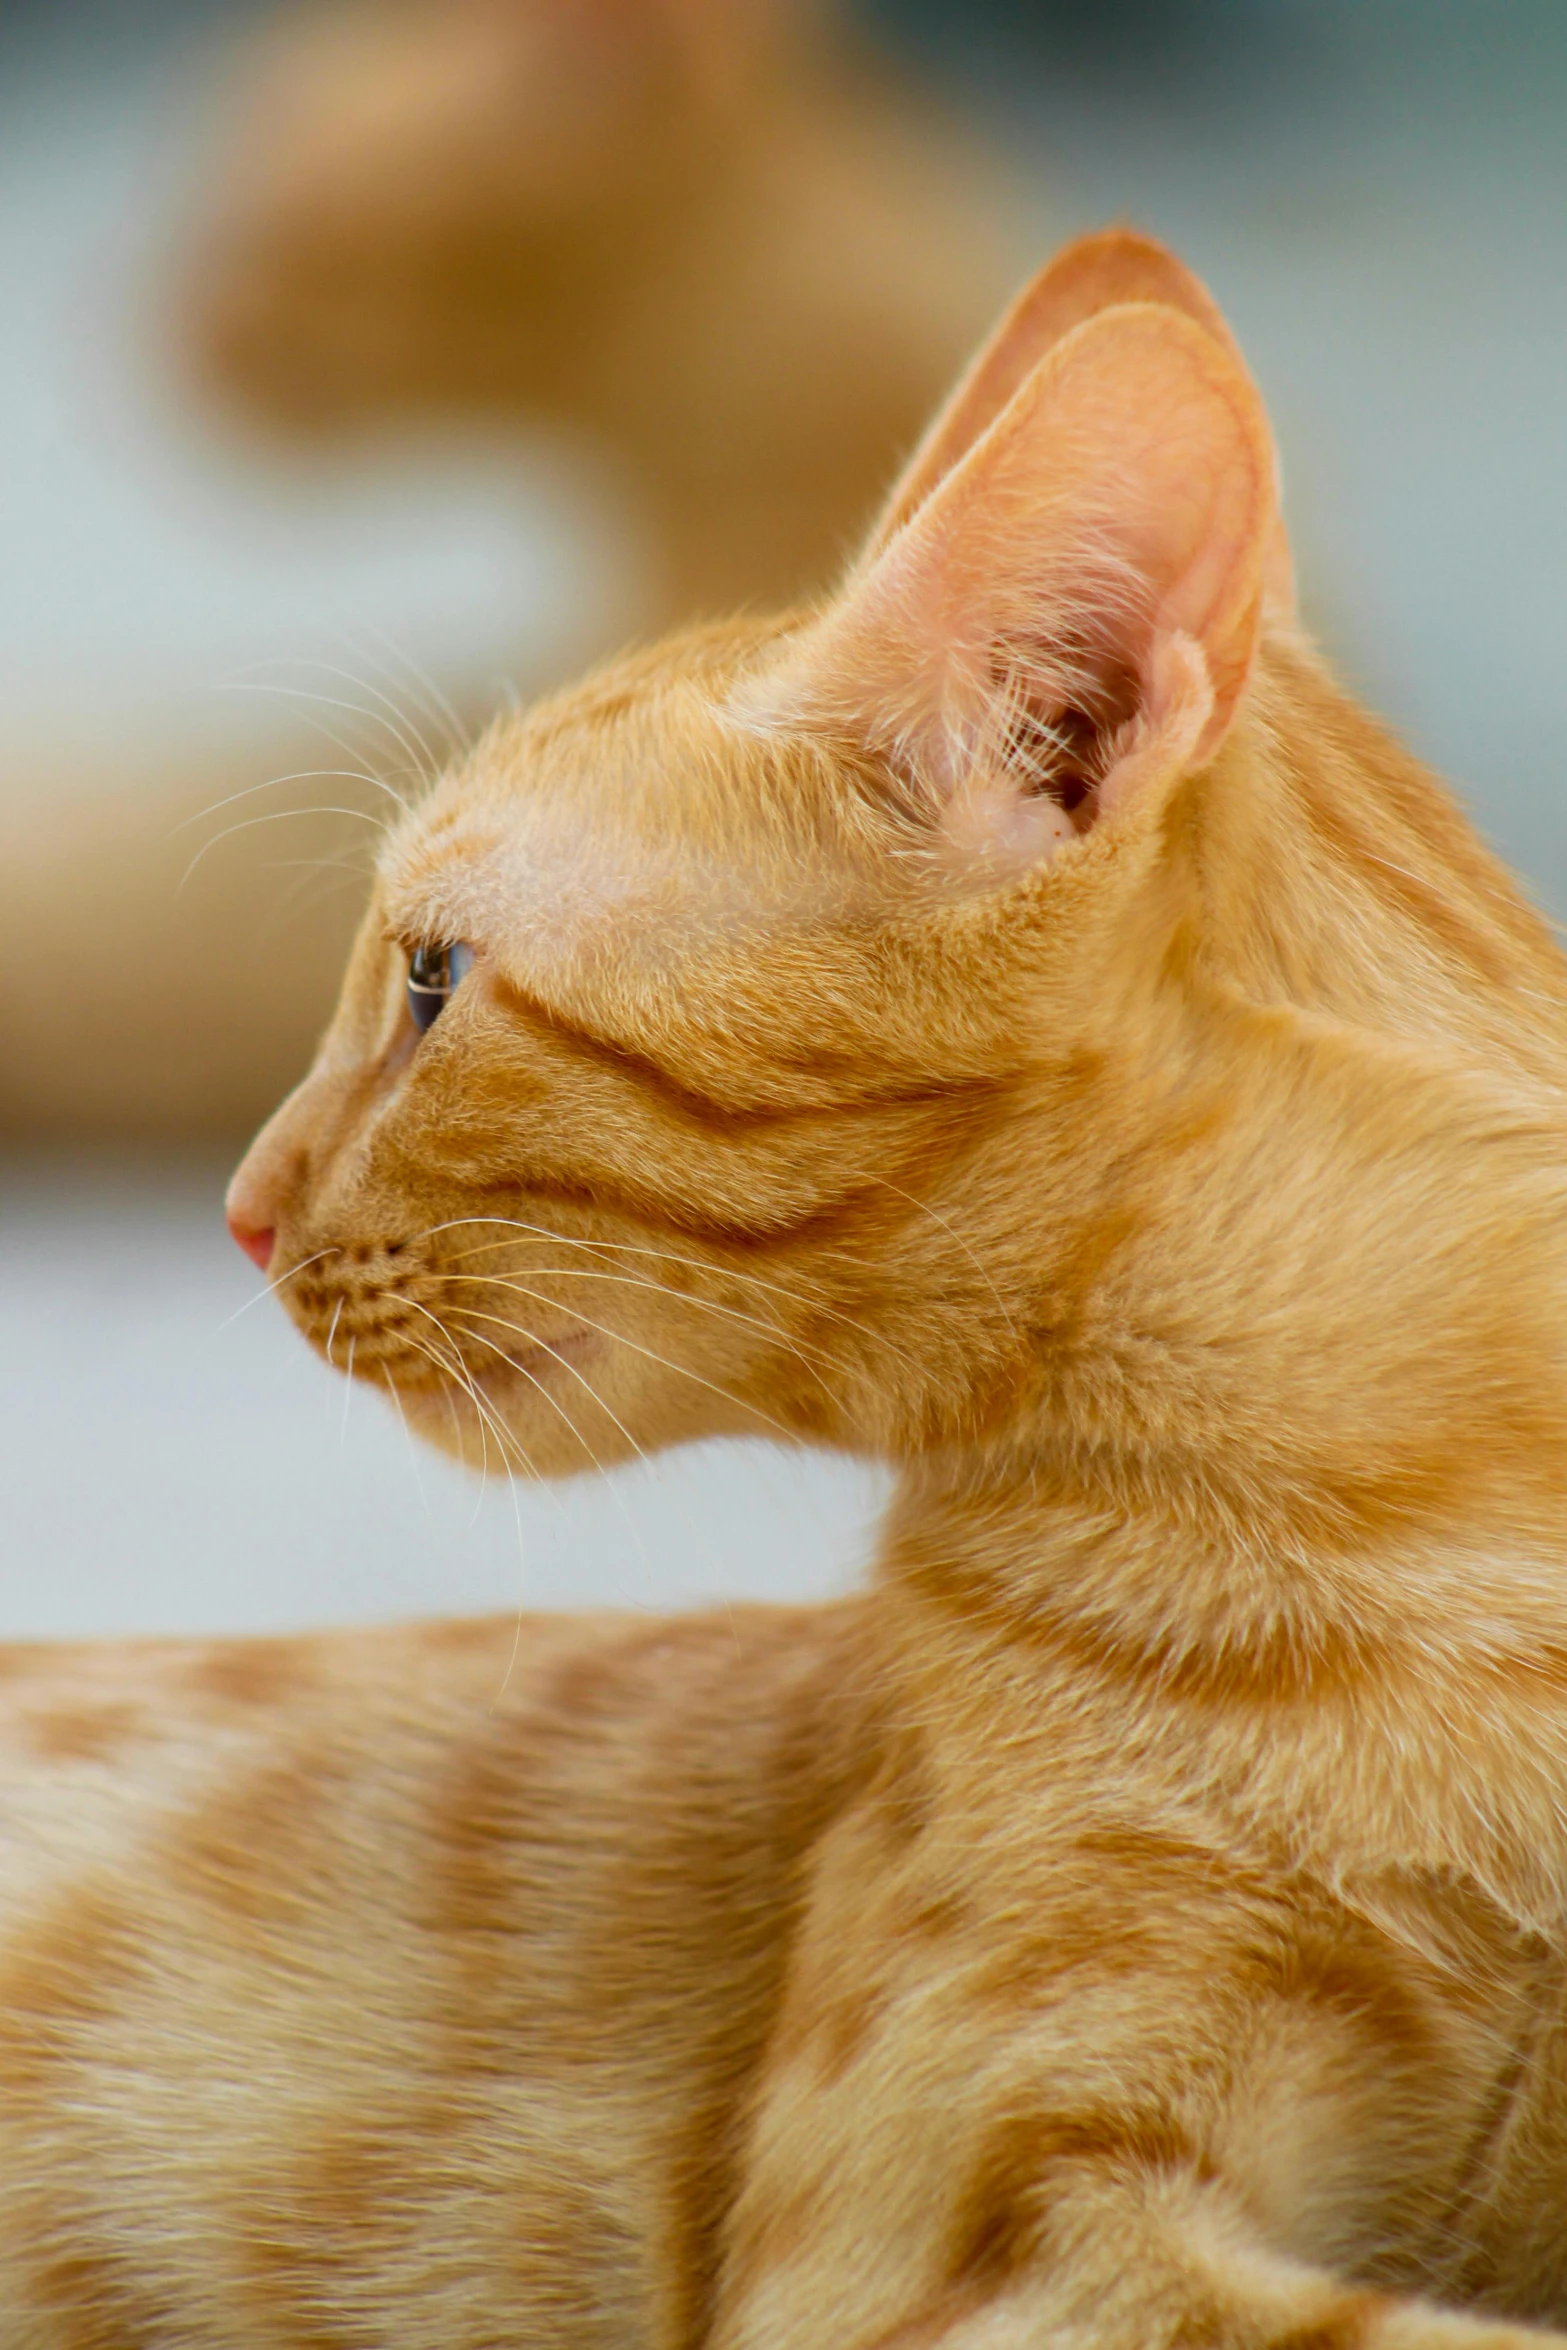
left=177, top=805, right=391, bottom=894
left=215, top=672, right=437, bottom=794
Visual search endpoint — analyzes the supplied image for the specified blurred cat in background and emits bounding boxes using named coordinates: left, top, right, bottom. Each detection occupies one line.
left=5, top=0, right=1016, bottom=1144
left=181, top=0, right=1015, bottom=621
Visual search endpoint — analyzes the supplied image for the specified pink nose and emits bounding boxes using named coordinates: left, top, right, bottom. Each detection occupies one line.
left=227, top=1214, right=276, bottom=1274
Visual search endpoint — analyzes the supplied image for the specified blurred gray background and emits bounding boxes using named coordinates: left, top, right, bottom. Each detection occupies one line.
left=3, top=0, right=1565, bottom=1637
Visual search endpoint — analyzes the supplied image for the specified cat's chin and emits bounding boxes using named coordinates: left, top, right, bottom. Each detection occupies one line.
left=384, top=1336, right=637, bottom=1481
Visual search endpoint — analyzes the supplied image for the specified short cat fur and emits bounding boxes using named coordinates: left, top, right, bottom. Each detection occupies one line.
left=7, top=231, right=1567, bottom=2345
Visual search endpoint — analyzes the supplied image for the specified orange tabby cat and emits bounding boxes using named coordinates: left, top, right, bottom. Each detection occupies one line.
left=6, top=230, right=1567, bottom=2345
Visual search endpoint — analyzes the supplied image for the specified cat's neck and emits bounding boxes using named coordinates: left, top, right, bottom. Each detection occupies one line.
left=861, top=628, right=1567, bottom=1752
left=873, top=1439, right=1567, bottom=1927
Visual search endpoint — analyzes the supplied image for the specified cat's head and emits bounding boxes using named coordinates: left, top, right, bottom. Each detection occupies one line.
left=228, top=230, right=1567, bottom=1540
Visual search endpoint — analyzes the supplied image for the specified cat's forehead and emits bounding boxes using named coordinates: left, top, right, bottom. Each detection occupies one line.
left=377, top=663, right=859, bottom=986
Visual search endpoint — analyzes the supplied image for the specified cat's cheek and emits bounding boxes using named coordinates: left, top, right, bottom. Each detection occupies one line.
left=381, top=1019, right=423, bottom=1082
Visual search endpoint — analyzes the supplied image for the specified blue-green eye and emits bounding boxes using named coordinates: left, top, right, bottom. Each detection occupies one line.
left=407, top=941, right=475, bottom=1034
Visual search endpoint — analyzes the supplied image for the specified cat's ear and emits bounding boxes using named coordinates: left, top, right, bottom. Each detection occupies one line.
left=870, top=228, right=1294, bottom=612
left=758, top=300, right=1277, bottom=873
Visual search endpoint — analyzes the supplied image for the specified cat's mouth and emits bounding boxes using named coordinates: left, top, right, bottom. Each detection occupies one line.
left=278, top=1247, right=599, bottom=1401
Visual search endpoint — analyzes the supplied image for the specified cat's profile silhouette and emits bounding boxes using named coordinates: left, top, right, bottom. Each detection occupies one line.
left=5, top=231, right=1567, bottom=2347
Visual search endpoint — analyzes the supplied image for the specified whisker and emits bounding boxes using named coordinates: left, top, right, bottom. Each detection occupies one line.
left=362, top=1284, right=645, bottom=1598
left=404, top=1290, right=580, bottom=1707
left=177, top=805, right=389, bottom=893
left=395, top=1296, right=545, bottom=1492
left=438, top=1262, right=819, bottom=1337
left=402, top=1327, right=504, bottom=1517
left=440, top=1287, right=793, bottom=1442
left=441, top=1308, right=653, bottom=1573
left=435, top=1266, right=847, bottom=1417
left=394, top=1317, right=505, bottom=1507
left=324, top=1297, right=343, bottom=1370
left=328, top=629, right=469, bottom=766
left=243, top=658, right=445, bottom=791
left=438, top=1303, right=610, bottom=1471
left=330, top=621, right=469, bottom=758
left=383, top=1331, right=568, bottom=1529
left=445, top=1304, right=653, bottom=1474
left=381, top=1367, right=433, bottom=1524
left=215, top=1247, right=342, bottom=1333
left=866, top=1175, right=1019, bottom=1339
left=340, top=1335, right=357, bottom=1442
left=212, top=676, right=418, bottom=782
left=215, top=674, right=434, bottom=794
left=435, top=1355, right=468, bottom=1462
left=246, top=696, right=426, bottom=814
left=419, top=1214, right=920, bottom=1375
left=172, top=766, right=408, bottom=836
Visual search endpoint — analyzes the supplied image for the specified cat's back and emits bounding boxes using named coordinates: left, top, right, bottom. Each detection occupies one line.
left=0, top=1599, right=870, bottom=2348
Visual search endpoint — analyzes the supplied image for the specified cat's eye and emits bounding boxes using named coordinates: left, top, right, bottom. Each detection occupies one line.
left=406, top=941, right=476, bottom=1034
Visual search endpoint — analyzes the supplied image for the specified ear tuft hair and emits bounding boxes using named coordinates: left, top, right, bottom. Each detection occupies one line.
left=752, top=285, right=1277, bottom=876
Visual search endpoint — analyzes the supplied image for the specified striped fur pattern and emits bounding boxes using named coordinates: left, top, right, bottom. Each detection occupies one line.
left=7, top=233, right=1567, bottom=2344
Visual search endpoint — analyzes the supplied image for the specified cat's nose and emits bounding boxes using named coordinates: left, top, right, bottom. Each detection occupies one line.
left=227, top=1213, right=276, bottom=1274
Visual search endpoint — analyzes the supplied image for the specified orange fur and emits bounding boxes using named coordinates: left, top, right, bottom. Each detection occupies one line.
left=8, top=232, right=1567, bottom=2343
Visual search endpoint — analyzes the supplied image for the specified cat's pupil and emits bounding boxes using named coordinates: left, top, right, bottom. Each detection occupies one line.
left=406, top=942, right=473, bottom=1035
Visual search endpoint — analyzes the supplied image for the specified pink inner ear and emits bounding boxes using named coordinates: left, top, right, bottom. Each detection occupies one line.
left=779, top=300, right=1276, bottom=863
left=870, top=229, right=1250, bottom=557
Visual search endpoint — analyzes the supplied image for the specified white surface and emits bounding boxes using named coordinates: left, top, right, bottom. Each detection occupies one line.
left=0, top=1158, right=888, bottom=1637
